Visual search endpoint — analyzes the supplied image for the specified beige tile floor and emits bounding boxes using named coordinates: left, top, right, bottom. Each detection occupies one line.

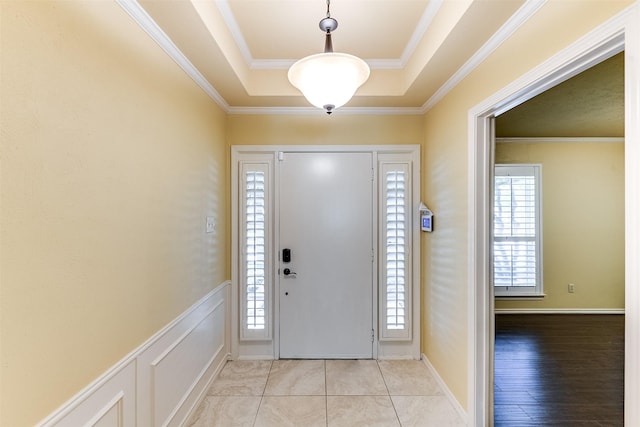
left=188, top=359, right=466, bottom=427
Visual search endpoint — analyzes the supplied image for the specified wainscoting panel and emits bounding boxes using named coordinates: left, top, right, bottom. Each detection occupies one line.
left=37, top=361, right=136, bottom=427
left=149, top=298, right=226, bottom=426
left=36, top=282, right=231, bottom=427
left=91, top=392, right=124, bottom=427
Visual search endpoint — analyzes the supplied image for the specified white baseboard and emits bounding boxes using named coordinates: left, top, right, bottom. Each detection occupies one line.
left=36, top=281, right=231, bottom=427
left=421, top=354, right=468, bottom=425
left=177, top=350, right=229, bottom=427
left=378, top=339, right=421, bottom=360
left=494, top=308, right=625, bottom=314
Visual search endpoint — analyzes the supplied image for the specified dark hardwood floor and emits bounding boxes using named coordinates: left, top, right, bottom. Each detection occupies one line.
left=494, top=314, right=624, bottom=427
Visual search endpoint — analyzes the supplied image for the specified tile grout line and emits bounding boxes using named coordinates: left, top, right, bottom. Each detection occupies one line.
left=324, top=360, right=329, bottom=427
left=251, top=360, right=274, bottom=427
left=377, top=360, right=404, bottom=427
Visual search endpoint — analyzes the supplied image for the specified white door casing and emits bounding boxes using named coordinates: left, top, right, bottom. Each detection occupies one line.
left=468, top=5, right=640, bottom=425
left=231, top=145, right=420, bottom=361
left=279, top=152, right=374, bottom=358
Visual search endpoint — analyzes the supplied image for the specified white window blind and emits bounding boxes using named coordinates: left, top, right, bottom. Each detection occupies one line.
left=246, top=171, right=265, bottom=329
left=380, top=162, right=411, bottom=339
left=494, top=164, right=542, bottom=295
left=240, top=163, right=271, bottom=339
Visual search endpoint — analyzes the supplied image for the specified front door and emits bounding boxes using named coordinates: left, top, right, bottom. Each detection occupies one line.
left=278, top=152, right=374, bottom=358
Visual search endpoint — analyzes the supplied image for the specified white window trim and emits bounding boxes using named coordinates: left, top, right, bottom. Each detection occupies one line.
left=494, top=163, right=543, bottom=297
left=379, top=160, right=412, bottom=340
left=238, top=158, right=273, bottom=341
left=231, top=145, right=420, bottom=360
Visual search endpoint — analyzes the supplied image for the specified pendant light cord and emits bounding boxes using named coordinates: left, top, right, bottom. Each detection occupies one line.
left=326, top=0, right=331, bottom=18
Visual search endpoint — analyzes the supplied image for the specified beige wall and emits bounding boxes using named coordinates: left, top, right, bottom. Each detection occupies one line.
left=422, top=0, right=632, bottom=410
left=227, top=114, right=424, bottom=147
left=494, top=141, right=624, bottom=310
left=0, top=2, right=228, bottom=425
left=1, top=0, right=634, bottom=424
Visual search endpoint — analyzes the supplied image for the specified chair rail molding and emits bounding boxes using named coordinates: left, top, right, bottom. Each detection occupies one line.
left=35, top=281, right=231, bottom=427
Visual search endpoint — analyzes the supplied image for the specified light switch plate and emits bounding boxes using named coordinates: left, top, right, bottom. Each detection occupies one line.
left=206, top=216, right=215, bottom=233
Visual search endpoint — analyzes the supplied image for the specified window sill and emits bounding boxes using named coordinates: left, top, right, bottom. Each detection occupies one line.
left=495, top=294, right=546, bottom=301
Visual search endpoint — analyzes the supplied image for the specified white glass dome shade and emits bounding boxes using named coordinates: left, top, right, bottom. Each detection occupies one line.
left=288, top=52, right=370, bottom=114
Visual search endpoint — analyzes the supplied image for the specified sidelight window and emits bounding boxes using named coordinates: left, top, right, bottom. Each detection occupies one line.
left=245, top=171, right=265, bottom=329
left=240, top=162, right=272, bottom=339
left=380, top=162, right=411, bottom=340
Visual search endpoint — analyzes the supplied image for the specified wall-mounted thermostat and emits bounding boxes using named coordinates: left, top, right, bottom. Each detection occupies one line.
left=419, top=203, right=433, bottom=232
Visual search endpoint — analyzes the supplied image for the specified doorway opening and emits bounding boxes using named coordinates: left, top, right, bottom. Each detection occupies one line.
left=468, top=11, right=640, bottom=426
left=491, top=52, right=625, bottom=424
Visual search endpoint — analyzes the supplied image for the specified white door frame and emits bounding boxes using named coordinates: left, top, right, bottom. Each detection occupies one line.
left=468, top=4, right=640, bottom=426
left=231, top=145, right=421, bottom=361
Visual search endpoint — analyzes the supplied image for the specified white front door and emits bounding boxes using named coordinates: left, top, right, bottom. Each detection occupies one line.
left=278, top=152, right=374, bottom=358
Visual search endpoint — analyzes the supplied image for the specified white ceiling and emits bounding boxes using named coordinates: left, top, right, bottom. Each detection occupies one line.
left=134, top=0, right=527, bottom=111
left=126, top=0, right=623, bottom=136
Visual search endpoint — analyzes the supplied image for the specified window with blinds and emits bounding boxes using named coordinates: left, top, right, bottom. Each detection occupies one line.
left=494, top=164, right=542, bottom=296
left=245, top=171, right=265, bottom=329
left=380, top=163, right=411, bottom=339
left=240, top=163, right=271, bottom=339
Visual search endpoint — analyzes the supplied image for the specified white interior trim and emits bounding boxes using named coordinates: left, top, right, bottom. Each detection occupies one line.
left=624, top=5, right=640, bottom=426
left=468, top=3, right=639, bottom=426
left=36, top=282, right=231, bottom=427
left=421, top=354, right=468, bottom=425
left=398, top=0, right=444, bottom=68
left=496, top=137, right=624, bottom=144
left=226, top=106, right=426, bottom=116
left=214, top=0, right=254, bottom=67
left=231, top=145, right=421, bottom=361
left=118, top=0, right=545, bottom=116
left=115, top=0, right=229, bottom=112
left=422, top=0, right=547, bottom=113
left=495, top=308, right=625, bottom=315
left=215, top=0, right=443, bottom=71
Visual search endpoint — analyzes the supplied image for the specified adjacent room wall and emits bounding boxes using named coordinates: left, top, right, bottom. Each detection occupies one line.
left=421, top=0, right=633, bottom=411
left=495, top=140, right=624, bottom=310
left=0, top=2, right=228, bottom=425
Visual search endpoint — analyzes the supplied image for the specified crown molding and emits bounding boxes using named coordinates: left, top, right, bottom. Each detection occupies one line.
left=400, top=0, right=444, bottom=67
left=215, top=0, right=254, bottom=66
left=119, top=0, right=546, bottom=116
left=116, top=0, right=230, bottom=112
left=250, top=58, right=404, bottom=70
left=249, top=59, right=296, bottom=70
left=216, top=0, right=443, bottom=70
left=227, top=106, right=425, bottom=116
left=421, top=0, right=547, bottom=114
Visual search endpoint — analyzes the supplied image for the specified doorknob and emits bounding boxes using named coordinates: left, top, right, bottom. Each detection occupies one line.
left=283, top=268, right=297, bottom=277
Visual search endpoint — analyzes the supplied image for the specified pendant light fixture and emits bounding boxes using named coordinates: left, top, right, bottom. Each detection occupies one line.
left=288, top=0, right=370, bottom=114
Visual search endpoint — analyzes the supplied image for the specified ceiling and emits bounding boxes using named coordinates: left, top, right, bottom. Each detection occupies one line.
left=496, top=51, right=624, bottom=138
left=134, top=0, right=526, bottom=110
left=129, top=0, right=624, bottom=135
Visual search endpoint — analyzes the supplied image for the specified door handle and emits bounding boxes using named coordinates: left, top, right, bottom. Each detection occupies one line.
left=283, top=268, right=297, bottom=278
